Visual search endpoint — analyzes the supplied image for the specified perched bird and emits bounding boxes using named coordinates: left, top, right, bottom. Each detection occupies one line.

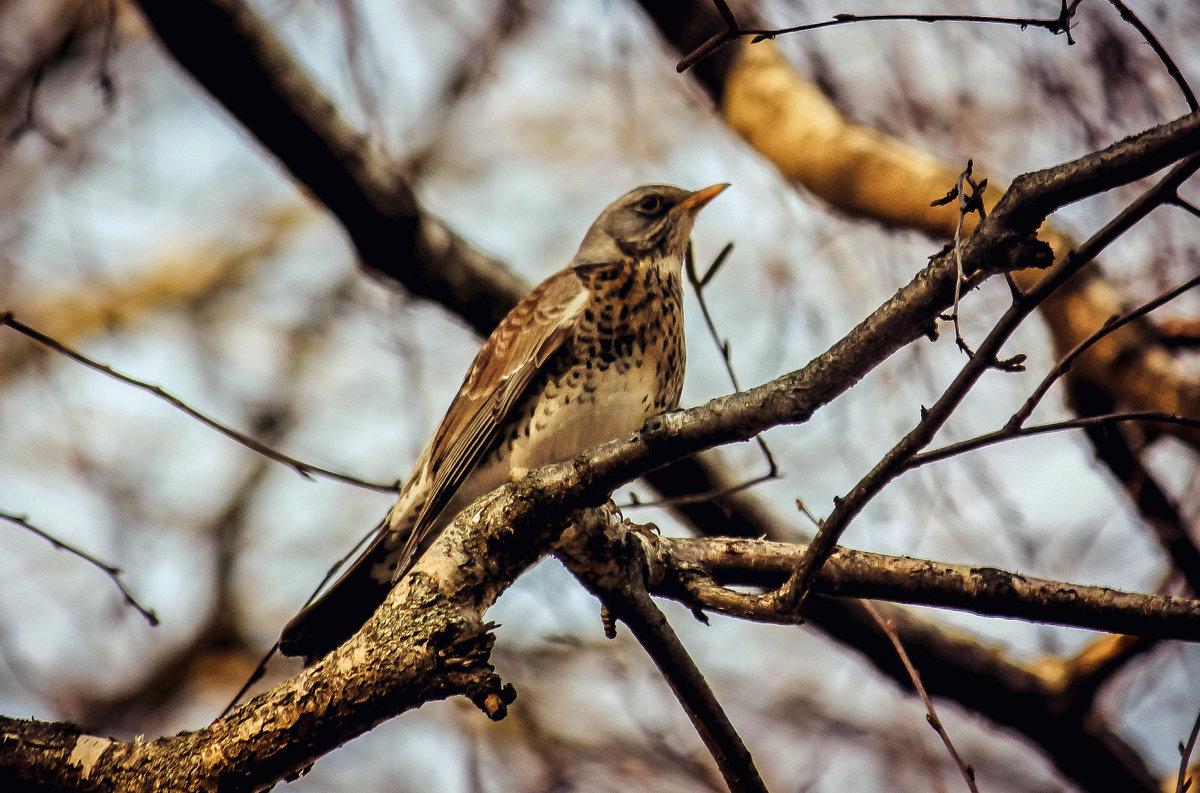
left=279, top=183, right=727, bottom=663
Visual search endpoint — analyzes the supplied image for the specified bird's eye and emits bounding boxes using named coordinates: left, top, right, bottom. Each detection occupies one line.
left=635, top=194, right=664, bottom=215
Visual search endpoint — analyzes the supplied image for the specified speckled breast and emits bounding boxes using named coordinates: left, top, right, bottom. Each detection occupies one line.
left=497, top=257, right=685, bottom=474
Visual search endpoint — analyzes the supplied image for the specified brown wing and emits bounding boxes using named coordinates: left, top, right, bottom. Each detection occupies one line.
left=402, top=267, right=590, bottom=556
left=279, top=268, right=589, bottom=662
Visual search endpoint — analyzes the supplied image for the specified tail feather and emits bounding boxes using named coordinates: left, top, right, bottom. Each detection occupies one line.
left=279, top=527, right=411, bottom=665
left=280, top=453, right=475, bottom=664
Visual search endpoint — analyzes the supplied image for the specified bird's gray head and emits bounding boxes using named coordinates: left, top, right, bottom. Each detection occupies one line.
left=574, top=183, right=728, bottom=266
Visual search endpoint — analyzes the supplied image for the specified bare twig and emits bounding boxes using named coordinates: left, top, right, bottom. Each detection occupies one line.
left=1178, top=702, right=1200, bottom=793
left=1, top=510, right=158, bottom=626
left=902, top=274, right=1200, bottom=589
left=678, top=0, right=1083, bottom=72
left=675, top=0, right=739, bottom=73
left=910, top=411, right=1200, bottom=468
left=773, top=150, right=1200, bottom=614
left=219, top=520, right=381, bottom=718
left=745, top=4, right=1083, bottom=44
left=683, top=241, right=778, bottom=480
left=1102, top=0, right=1198, bottom=113
left=556, top=510, right=767, bottom=793
left=862, top=602, right=979, bottom=793
left=900, top=273, right=1200, bottom=595
left=794, top=498, right=822, bottom=530
left=0, top=313, right=400, bottom=493
left=931, top=161, right=988, bottom=356
left=1006, top=273, right=1200, bottom=431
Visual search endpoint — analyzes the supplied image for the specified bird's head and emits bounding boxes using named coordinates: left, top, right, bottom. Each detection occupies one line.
left=574, top=183, right=728, bottom=265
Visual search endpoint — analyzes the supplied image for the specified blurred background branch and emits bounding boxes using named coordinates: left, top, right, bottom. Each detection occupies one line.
left=0, top=0, right=1197, bottom=792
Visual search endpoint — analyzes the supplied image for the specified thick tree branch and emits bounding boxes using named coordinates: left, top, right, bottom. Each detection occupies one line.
left=130, top=0, right=527, bottom=337
left=68, top=6, right=1190, bottom=791
left=648, top=536, right=1200, bottom=641
left=556, top=509, right=767, bottom=793
left=10, top=276, right=1188, bottom=790
left=641, top=5, right=1200, bottom=453
left=774, top=149, right=1200, bottom=614
left=0, top=477, right=548, bottom=791
left=518, top=115, right=1200, bottom=527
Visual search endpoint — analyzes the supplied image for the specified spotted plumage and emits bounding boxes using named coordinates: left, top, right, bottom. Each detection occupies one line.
left=280, top=183, right=727, bottom=663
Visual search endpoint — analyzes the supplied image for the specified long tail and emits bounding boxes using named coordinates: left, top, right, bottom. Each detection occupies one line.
left=279, top=518, right=413, bottom=665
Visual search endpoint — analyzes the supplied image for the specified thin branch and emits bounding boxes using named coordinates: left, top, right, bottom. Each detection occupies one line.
left=1178, top=702, right=1200, bottom=793
left=0, top=313, right=400, bottom=493
left=931, top=161, right=988, bottom=356
left=556, top=510, right=767, bottom=793
left=683, top=241, right=778, bottom=480
left=794, top=498, right=822, bottom=530
left=745, top=6, right=1082, bottom=44
left=0, top=511, right=158, bottom=626
left=607, top=586, right=766, bottom=793
left=686, top=241, right=740, bottom=388
left=678, top=0, right=1083, bottom=72
left=538, top=116, right=1200, bottom=632
left=910, top=411, right=1200, bottom=469
left=676, top=26, right=737, bottom=74
left=83, top=275, right=364, bottom=727
left=862, top=601, right=979, bottom=793
left=901, top=273, right=1200, bottom=592
left=1103, top=0, right=1198, bottom=113
left=903, top=273, right=1200, bottom=594
left=772, top=149, right=1200, bottom=614
left=1007, top=273, right=1200, bottom=430
left=219, top=519, right=381, bottom=718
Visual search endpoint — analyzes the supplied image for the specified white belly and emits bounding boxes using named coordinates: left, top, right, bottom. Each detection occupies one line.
left=438, top=363, right=660, bottom=522
left=509, top=366, right=659, bottom=474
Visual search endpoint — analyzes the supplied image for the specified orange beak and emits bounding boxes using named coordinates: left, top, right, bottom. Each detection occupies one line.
left=677, top=183, right=730, bottom=213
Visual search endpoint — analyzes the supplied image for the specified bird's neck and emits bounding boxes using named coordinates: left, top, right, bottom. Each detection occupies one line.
left=574, top=255, right=683, bottom=306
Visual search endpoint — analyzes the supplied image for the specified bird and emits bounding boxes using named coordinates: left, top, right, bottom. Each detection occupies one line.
left=279, top=182, right=728, bottom=663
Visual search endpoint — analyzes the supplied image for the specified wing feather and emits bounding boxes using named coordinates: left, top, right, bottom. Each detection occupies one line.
left=402, top=269, right=589, bottom=560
